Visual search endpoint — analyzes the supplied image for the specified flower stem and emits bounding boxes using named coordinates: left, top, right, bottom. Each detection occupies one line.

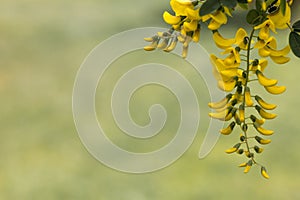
left=242, top=28, right=256, bottom=161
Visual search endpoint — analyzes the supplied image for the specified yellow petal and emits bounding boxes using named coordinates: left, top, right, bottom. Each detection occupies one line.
left=210, top=11, right=227, bottom=24
left=259, top=47, right=271, bottom=57
left=225, top=147, right=237, bottom=153
left=201, top=14, right=211, bottom=22
left=183, top=20, right=198, bottom=32
left=220, top=68, right=239, bottom=78
left=163, top=11, right=181, bottom=25
left=264, top=85, right=286, bottom=95
left=261, top=167, right=270, bottom=179
left=269, top=2, right=291, bottom=29
left=270, top=55, right=290, bottom=64
left=192, top=28, right=200, bottom=42
left=267, top=37, right=277, bottom=49
left=213, top=31, right=236, bottom=49
left=208, top=20, right=222, bottom=30
left=217, top=79, right=237, bottom=92
left=258, top=27, right=270, bottom=40
left=259, top=59, right=268, bottom=71
left=254, top=19, right=276, bottom=33
left=254, top=39, right=266, bottom=49
left=268, top=45, right=290, bottom=57
left=210, top=54, right=226, bottom=71
left=235, top=28, right=247, bottom=45
left=239, top=162, right=247, bottom=167
left=186, top=7, right=201, bottom=20
left=170, top=0, right=193, bottom=16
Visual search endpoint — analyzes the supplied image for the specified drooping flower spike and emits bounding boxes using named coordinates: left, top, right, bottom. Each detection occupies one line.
left=144, top=0, right=300, bottom=179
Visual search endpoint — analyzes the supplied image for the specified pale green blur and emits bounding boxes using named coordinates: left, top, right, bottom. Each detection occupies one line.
left=1, top=0, right=300, bottom=199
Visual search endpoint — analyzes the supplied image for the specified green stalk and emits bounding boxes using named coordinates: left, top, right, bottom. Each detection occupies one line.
left=242, top=27, right=256, bottom=162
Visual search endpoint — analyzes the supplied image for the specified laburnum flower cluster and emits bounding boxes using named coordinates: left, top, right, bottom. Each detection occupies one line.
left=144, top=0, right=300, bottom=179
left=144, top=0, right=232, bottom=58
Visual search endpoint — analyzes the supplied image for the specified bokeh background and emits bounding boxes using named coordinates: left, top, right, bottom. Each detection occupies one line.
left=1, top=0, right=300, bottom=199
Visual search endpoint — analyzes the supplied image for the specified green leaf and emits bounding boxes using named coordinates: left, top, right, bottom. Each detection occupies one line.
left=237, top=0, right=248, bottom=3
left=220, top=0, right=237, bottom=8
left=246, top=9, right=261, bottom=25
left=280, top=0, right=286, bottom=15
left=292, top=20, right=300, bottom=33
left=199, top=0, right=220, bottom=16
left=289, top=31, right=300, bottom=58
left=256, top=0, right=263, bottom=12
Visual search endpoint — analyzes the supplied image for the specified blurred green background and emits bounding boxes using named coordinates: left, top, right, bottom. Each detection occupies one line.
left=1, top=0, right=300, bottom=199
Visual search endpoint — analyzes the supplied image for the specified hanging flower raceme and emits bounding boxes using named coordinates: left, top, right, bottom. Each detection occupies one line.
left=144, top=0, right=237, bottom=58
left=144, top=0, right=201, bottom=58
left=209, top=10, right=290, bottom=178
left=144, top=0, right=300, bottom=179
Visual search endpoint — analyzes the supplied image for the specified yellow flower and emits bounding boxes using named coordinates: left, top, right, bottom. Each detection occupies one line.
left=212, top=28, right=248, bottom=50
left=186, top=7, right=201, bottom=21
left=163, top=0, right=201, bottom=38
left=170, top=0, right=193, bottom=16
left=210, top=54, right=239, bottom=71
left=147, top=0, right=202, bottom=58
left=210, top=54, right=244, bottom=92
left=234, top=28, right=248, bottom=50
left=163, top=11, right=182, bottom=26
left=268, top=0, right=291, bottom=29
left=254, top=19, right=276, bottom=40
left=202, top=7, right=231, bottom=30
left=222, top=47, right=241, bottom=64
left=249, top=59, right=268, bottom=72
left=163, top=0, right=195, bottom=28
left=192, top=26, right=200, bottom=42
left=183, top=20, right=198, bottom=32
left=254, top=37, right=290, bottom=64
left=208, top=11, right=227, bottom=30
left=212, top=31, right=235, bottom=49
left=225, top=143, right=241, bottom=154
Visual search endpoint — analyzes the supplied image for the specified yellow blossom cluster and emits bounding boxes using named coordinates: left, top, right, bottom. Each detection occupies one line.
left=208, top=0, right=293, bottom=179
left=144, top=0, right=232, bottom=58
left=143, top=0, right=300, bottom=179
